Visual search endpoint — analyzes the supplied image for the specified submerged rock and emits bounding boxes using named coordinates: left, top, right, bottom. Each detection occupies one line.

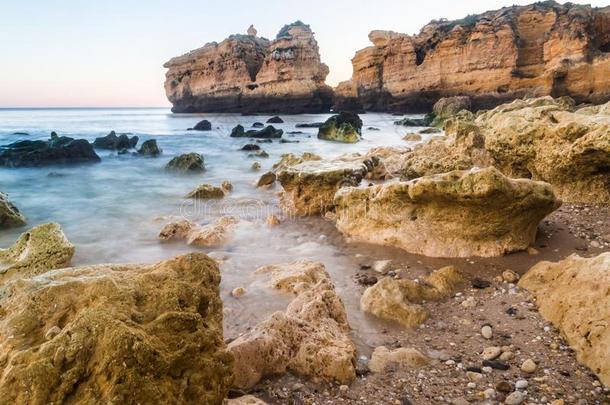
left=158, top=216, right=238, bottom=247
left=92, top=130, right=139, bottom=150
left=295, top=122, right=323, bottom=128
left=317, top=112, right=363, bottom=143
left=228, top=260, right=356, bottom=389
left=0, top=253, right=232, bottom=404
left=360, top=266, right=467, bottom=327
left=0, top=223, right=74, bottom=287
left=188, top=119, right=212, bottom=131
left=393, top=115, right=434, bottom=127
left=138, top=139, right=162, bottom=156
left=186, top=184, right=225, bottom=199
left=266, top=116, right=284, bottom=124
left=519, top=253, right=610, bottom=386
left=403, top=133, right=422, bottom=142
left=0, top=192, right=26, bottom=229
left=335, top=167, right=560, bottom=257
left=165, top=153, right=205, bottom=172
left=256, top=171, right=276, bottom=188
left=230, top=125, right=283, bottom=139
left=0, top=135, right=101, bottom=167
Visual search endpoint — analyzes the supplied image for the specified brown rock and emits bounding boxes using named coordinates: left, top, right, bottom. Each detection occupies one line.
left=158, top=216, right=238, bottom=247
left=519, top=253, right=610, bottom=386
left=368, top=346, right=429, bottom=373
left=0, top=192, right=26, bottom=228
left=0, top=253, right=232, bottom=404
left=186, top=184, right=225, bottom=199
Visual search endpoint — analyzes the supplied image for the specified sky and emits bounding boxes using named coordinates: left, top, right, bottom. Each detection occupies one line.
left=0, top=0, right=607, bottom=108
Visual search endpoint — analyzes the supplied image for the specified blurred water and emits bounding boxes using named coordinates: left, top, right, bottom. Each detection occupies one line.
left=0, top=108, right=429, bottom=349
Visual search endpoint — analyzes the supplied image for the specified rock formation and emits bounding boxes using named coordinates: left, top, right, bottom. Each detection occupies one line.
left=228, top=260, right=356, bottom=389
left=0, top=223, right=74, bottom=287
left=93, top=131, right=139, bottom=150
left=165, top=153, right=205, bottom=172
left=317, top=112, right=363, bottom=143
left=361, top=266, right=467, bottom=327
left=164, top=21, right=333, bottom=113
left=398, top=96, right=610, bottom=203
left=519, top=253, right=610, bottom=386
left=334, top=2, right=610, bottom=112
left=186, top=184, right=225, bottom=199
left=138, top=139, right=162, bottom=156
left=0, top=253, right=233, bottom=404
left=334, top=167, right=560, bottom=257
left=158, top=217, right=238, bottom=247
left=0, top=192, right=26, bottom=229
left=0, top=134, right=100, bottom=167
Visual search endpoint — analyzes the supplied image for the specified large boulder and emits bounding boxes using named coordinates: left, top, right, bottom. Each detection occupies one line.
left=93, top=131, right=139, bottom=150
left=519, top=253, right=610, bottom=386
left=189, top=119, right=212, bottom=131
left=0, top=223, right=74, bottom=287
left=0, top=192, right=26, bottom=229
left=361, top=266, right=467, bottom=327
left=0, top=135, right=101, bottom=167
left=230, top=125, right=283, bottom=139
left=228, top=260, right=356, bottom=389
left=158, top=217, right=238, bottom=247
left=0, top=253, right=233, bottom=404
left=317, top=112, right=362, bottom=143
left=165, top=153, right=205, bottom=172
left=276, top=156, right=383, bottom=216
left=334, top=167, right=560, bottom=257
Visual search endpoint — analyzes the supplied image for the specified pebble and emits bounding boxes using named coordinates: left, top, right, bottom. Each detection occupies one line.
left=505, top=391, right=526, bottom=405
left=482, top=346, right=502, bottom=360
left=515, top=379, right=529, bottom=390
left=496, top=381, right=513, bottom=393
left=466, top=371, right=483, bottom=381
left=482, top=359, right=510, bottom=370
left=461, top=297, right=477, bottom=308
left=466, top=382, right=476, bottom=389
left=266, top=214, right=280, bottom=226
left=591, top=240, right=600, bottom=248
left=483, top=388, right=496, bottom=399
left=251, top=162, right=261, bottom=171
left=500, top=351, right=514, bottom=361
left=231, top=287, right=247, bottom=298
left=482, top=366, right=493, bottom=374
left=521, top=358, right=537, bottom=373
left=502, top=270, right=520, bottom=283
left=372, top=260, right=393, bottom=274
left=481, top=325, right=493, bottom=339
left=339, top=385, right=349, bottom=393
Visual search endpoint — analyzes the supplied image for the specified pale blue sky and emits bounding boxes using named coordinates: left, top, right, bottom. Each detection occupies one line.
left=0, top=0, right=606, bottom=107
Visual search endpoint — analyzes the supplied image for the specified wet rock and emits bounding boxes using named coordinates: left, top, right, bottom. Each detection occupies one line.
left=394, top=115, right=434, bottom=127
left=519, top=253, right=610, bottom=385
left=93, top=130, right=139, bottom=150
left=354, top=273, right=378, bottom=287
left=137, top=139, right=162, bottom=156
left=0, top=253, right=232, bottom=404
left=272, top=152, right=322, bottom=172
left=361, top=266, right=467, bottom=327
left=369, top=347, right=429, bottom=373
left=372, top=259, right=393, bottom=274
left=266, top=116, right=284, bottom=124
left=334, top=167, right=560, bottom=257
left=266, top=214, right=280, bottom=226
left=251, top=162, right=261, bottom=171
left=189, top=119, right=212, bottom=131
left=403, top=133, right=422, bottom=142
left=231, top=125, right=283, bottom=139
left=0, top=223, right=75, bottom=287
left=231, top=287, right=247, bottom=298
left=432, top=96, right=472, bottom=124
left=241, top=144, right=260, bottom=151
left=0, top=135, right=101, bottom=167
left=252, top=122, right=265, bottom=128
left=165, top=153, right=204, bottom=172
left=221, top=180, right=233, bottom=193
left=248, top=150, right=268, bottom=159
left=419, top=127, right=442, bottom=134
left=256, top=171, right=276, bottom=188
left=295, top=122, right=323, bottom=128
left=186, top=184, right=225, bottom=199
left=228, top=260, right=356, bottom=389
left=0, top=192, right=26, bottom=229
left=317, top=112, right=362, bottom=143
left=502, top=269, right=520, bottom=283
left=158, top=217, right=238, bottom=247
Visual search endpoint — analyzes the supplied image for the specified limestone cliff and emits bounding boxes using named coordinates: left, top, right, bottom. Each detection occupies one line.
left=164, top=21, right=333, bottom=113
left=334, top=1, right=610, bottom=112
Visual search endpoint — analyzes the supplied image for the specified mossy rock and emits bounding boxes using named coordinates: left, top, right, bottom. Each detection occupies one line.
left=317, top=112, right=363, bottom=143
left=0, top=193, right=26, bottom=229
left=186, top=184, right=225, bottom=199
left=165, top=153, right=204, bottom=173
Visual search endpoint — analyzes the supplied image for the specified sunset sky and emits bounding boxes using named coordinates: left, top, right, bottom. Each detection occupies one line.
left=1, top=0, right=606, bottom=108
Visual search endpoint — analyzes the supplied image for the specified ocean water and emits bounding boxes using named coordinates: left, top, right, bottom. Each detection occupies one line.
left=0, top=108, right=431, bottom=348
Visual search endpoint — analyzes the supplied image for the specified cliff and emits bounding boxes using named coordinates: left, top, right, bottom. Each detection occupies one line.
left=334, top=1, right=610, bottom=112
left=164, top=21, right=333, bottom=113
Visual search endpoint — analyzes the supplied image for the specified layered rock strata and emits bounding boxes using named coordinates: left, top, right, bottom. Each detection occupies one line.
left=164, top=21, right=333, bottom=113
left=335, top=2, right=610, bottom=112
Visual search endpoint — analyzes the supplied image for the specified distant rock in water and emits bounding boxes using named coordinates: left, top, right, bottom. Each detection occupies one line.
left=188, top=119, right=212, bottom=131
left=334, top=2, right=610, bottom=112
left=0, top=192, right=26, bottom=229
left=252, top=122, right=265, bottom=128
left=266, top=116, right=284, bottom=123
left=295, top=122, right=323, bottom=128
left=317, top=112, right=363, bottom=143
left=165, top=153, right=205, bottom=172
left=230, top=125, right=283, bottom=139
left=93, top=131, right=139, bottom=150
left=137, top=139, right=161, bottom=156
left=164, top=21, right=333, bottom=113
left=241, top=144, right=260, bottom=151
left=0, top=134, right=100, bottom=167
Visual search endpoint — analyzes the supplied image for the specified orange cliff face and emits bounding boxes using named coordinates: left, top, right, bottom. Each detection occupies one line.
left=164, top=21, right=333, bottom=114
left=334, top=1, right=610, bottom=113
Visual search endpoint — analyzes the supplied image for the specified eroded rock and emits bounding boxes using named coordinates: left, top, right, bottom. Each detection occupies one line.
left=317, top=112, right=363, bottom=143
left=369, top=346, right=430, bottom=373
left=0, top=135, right=100, bottom=167
left=165, top=153, right=205, bottom=173
left=93, top=131, right=139, bottom=150
left=186, top=184, right=225, bottom=199
left=138, top=139, right=162, bottom=156
left=0, top=192, right=26, bottom=229
left=158, top=216, right=238, bottom=247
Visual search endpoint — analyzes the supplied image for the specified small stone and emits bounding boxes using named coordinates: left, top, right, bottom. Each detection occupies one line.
left=471, top=277, right=491, bottom=289
left=502, top=270, right=520, bottom=283
left=482, top=366, right=492, bottom=374
left=550, top=400, right=564, bottom=405
left=496, top=381, right=513, bottom=393
left=461, top=297, right=477, bottom=308
left=590, top=240, right=600, bottom=248
left=482, top=360, right=510, bottom=370
left=221, top=180, right=233, bottom=193
left=466, top=371, right=483, bottom=381
left=266, top=215, right=280, bottom=226
left=251, top=162, right=261, bottom=171
left=483, top=388, right=496, bottom=399
left=505, top=391, right=525, bottom=405
left=44, top=326, right=61, bottom=341
left=515, top=379, right=529, bottom=390
left=527, top=247, right=539, bottom=255
left=372, top=260, right=393, bottom=274
left=339, top=385, right=349, bottom=393
left=520, top=358, right=537, bottom=373
left=499, top=351, right=514, bottom=361
left=482, top=346, right=502, bottom=361
left=466, top=382, right=476, bottom=389
left=231, top=287, right=246, bottom=298
left=481, top=325, right=493, bottom=339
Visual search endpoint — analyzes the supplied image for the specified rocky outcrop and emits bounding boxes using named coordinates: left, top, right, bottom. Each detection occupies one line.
left=0, top=192, right=26, bottom=229
left=228, top=260, right=356, bottom=389
left=361, top=266, right=467, bottom=327
left=186, top=184, right=225, bottom=199
left=165, top=153, right=205, bottom=172
left=334, top=167, right=560, bottom=257
left=158, top=217, right=238, bottom=247
left=0, top=135, right=100, bottom=167
left=334, top=2, right=610, bottom=112
left=93, top=131, right=139, bottom=150
left=398, top=96, right=610, bottom=203
left=0, top=223, right=74, bottom=287
left=519, top=253, right=610, bottom=386
left=0, top=253, right=232, bottom=404
left=164, top=21, right=333, bottom=113
left=317, top=112, right=363, bottom=143
left=230, top=125, right=283, bottom=139
left=138, top=139, right=162, bottom=156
